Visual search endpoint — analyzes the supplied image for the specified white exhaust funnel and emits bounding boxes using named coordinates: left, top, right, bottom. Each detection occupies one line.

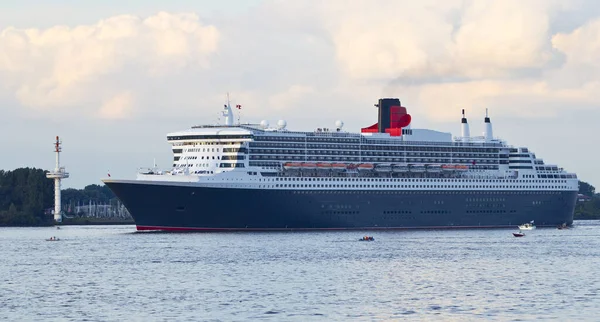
left=461, top=109, right=470, bottom=142
left=484, top=108, right=493, bottom=142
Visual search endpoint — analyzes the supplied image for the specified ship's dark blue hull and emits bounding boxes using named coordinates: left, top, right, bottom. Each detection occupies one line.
left=104, top=180, right=577, bottom=231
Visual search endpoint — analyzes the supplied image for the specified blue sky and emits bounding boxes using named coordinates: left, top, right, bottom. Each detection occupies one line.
left=1, top=0, right=599, bottom=189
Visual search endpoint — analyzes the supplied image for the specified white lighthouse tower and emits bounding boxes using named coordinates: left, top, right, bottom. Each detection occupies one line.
left=46, top=136, right=69, bottom=223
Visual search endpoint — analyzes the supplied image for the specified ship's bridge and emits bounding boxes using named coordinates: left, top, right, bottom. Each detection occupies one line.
left=167, top=126, right=255, bottom=175
left=167, top=126, right=255, bottom=141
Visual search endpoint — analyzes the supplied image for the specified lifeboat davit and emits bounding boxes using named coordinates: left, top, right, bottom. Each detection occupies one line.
left=357, top=163, right=374, bottom=171
left=283, top=162, right=302, bottom=170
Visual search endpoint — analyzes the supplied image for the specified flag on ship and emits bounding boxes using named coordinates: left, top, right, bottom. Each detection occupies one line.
left=236, top=104, right=242, bottom=109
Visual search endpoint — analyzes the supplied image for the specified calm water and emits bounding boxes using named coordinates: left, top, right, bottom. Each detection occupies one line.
left=2, top=221, right=600, bottom=321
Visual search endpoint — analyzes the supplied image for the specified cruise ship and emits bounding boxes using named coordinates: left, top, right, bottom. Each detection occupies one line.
left=103, top=98, right=578, bottom=231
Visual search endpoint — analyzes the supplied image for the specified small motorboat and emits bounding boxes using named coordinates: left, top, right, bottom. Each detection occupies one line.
left=557, top=223, right=568, bottom=230
left=359, top=236, right=375, bottom=241
left=518, top=221, right=536, bottom=230
left=46, top=237, right=60, bottom=241
left=513, top=232, right=525, bottom=237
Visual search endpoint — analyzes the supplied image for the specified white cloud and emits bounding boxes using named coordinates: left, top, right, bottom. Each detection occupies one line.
left=0, top=12, right=219, bottom=113
left=98, top=91, right=135, bottom=119
left=401, top=80, right=597, bottom=122
left=452, top=0, right=554, bottom=75
left=2, top=3, right=598, bottom=126
left=320, top=0, right=566, bottom=80
left=268, top=85, right=315, bottom=111
left=287, top=0, right=600, bottom=124
left=2, top=1, right=600, bottom=187
left=551, top=18, right=600, bottom=85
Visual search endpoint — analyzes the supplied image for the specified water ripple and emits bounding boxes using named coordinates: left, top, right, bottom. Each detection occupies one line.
left=1, top=222, right=600, bottom=320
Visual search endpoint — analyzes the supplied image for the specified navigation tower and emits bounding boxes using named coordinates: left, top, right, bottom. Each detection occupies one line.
left=46, top=136, right=69, bottom=223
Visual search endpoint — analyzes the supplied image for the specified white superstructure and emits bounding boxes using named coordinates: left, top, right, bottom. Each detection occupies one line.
left=129, top=98, right=578, bottom=196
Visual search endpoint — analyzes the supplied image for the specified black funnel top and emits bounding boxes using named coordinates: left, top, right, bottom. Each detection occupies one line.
left=378, top=98, right=401, bottom=133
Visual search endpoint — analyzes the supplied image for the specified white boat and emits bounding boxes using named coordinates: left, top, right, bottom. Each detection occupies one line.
left=518, top=221, right=536, bottom=230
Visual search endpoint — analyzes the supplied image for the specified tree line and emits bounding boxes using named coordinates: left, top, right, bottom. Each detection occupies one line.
left=575, top=181, right=600, bottom=219
left=1, top=167, right=600, bottom=225
left=0, top=168, right=117, bottom=226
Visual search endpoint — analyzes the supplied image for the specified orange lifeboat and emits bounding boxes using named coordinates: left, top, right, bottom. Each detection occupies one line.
left=317, top=163, right=332, bottom=169
left=283, top=162, right=302, bottom=170
left=301, top=162, right=318, bottom=169
left=455, top=165, right=469, bottom=171
left=357, top=163, right=374, bottom=171
left=331, top=163, right=347, bottom=171
left=441, top=164, right=456, bottom=171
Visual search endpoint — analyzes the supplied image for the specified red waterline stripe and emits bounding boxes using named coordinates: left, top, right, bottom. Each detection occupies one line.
left=136, top=224, right=550, bottom=232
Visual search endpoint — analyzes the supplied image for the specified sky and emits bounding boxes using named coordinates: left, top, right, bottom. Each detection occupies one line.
left=1, top=0, right=599, bottom=189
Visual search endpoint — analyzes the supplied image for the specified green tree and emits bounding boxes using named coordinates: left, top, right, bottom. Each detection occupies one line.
left=0, top=168, right=55, bottom=226
left=575, top=181, right=600, bottom=219
left=579, top=181, right=596, bottom=196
